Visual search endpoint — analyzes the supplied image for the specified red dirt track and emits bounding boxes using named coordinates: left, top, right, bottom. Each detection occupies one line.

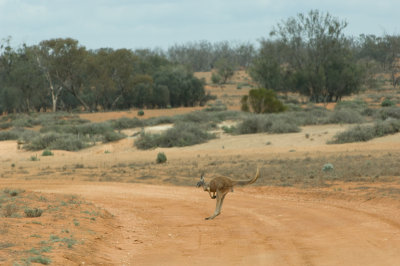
left=3, top=180, right=399, bottom=266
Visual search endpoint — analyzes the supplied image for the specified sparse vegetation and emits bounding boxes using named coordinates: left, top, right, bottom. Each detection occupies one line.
left=0, top=189, right=111, bottom=265
left=29, top=255, right=52, bottom=265
left=24, top=208, right=43, bottom=218
left=329, top=119, right=400, bottom=144
left=135, top=122, right=216, bottom=149
left=156, top=152, right=167, bottom=164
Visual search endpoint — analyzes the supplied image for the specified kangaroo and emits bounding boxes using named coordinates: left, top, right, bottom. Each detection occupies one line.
left=196, top=168, right=260, bottom=220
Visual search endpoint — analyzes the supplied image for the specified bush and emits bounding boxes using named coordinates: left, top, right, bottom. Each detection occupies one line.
left=110, top=117, right=144, bottom=130
left=329, top=119, right=400, bottom=144
left=204, top=101, right=227, bottom=112
left=4, top=188, right=24, bottom=196
left=327, top=109, right=364, bottom=124
left=375, top=107, right=400, bottom=120
left=211, top=72, right=222, bottom=84
left=29, top=256, right=51, bottom=265
left=3, top=203, right=18, bottom=217
left=134, top=123, right=216, bottom=149
left=102, top=131, right=126, bottom=143
left=335, top=100, right=368, bottom=112
left=41, top=149, right=53, bottom=156
left=322, top=163, right=334, bottom=172
left=24, top=208, right=43, bottom=217
left=24, top=132, right=90, bottom=151
left=236, top=114, right=300, bottom=134
left=0, top=121, right=12, bottom=129
left=0, top=129, right=19, bottom=140
left=156, top=152, right=167, bottom=164
left=138, top=110, right=145, bottom=116
left=381, top=98, right=395, bottom=107
left=30, top=155, right=39, bottom=161
left=241, top=88, right=286, bottom=113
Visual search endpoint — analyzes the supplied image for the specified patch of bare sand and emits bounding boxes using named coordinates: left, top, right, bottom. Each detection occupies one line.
left=79, top=107, right=203, bottom=122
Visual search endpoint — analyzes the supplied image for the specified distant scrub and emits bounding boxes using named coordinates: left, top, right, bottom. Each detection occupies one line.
left=110, top=117, right=144, bottom=131
left=375, top=107, right=400, bottom=120
left=24, top=133, right=91, bottom=151
left=326, top=109, right=364, bottom=124
left=381, top=98, right=395, bottom=107
left=236, top=114, right=300, bottom=134
left=334, top=99, right=368, bottom=112
left=0, top=128, right=39, bottom=141
left=0, top=129, right=20, bottom=141
left=134, top=122, right=216, bottom=149
left=329, top=119, right=400, bottom=144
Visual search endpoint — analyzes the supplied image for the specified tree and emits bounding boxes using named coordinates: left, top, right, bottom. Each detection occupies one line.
left=36, top=38, right=89, bottom=112
left=357, top=34, right=400, bottom=88
left=215, top=58, right=235, bottom=84
left=249, top=40, right=285, bottom=91
left=241, top=88, right=286, bottom=113
left=382, top=34, right=400, bottom=88
left=9, top=45, right=47, bottom=112
left=0, top=40, right=47, bottom=113
left=153, top=66, right=206, bottom=107
left=254, top=10, right=364, bottom=103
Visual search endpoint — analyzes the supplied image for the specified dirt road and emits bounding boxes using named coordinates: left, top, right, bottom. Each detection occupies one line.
left=4, top=180, right=399, bottom=266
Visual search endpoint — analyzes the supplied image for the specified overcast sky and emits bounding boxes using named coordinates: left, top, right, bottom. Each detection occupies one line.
left=1, top=0, right=399, bottom=50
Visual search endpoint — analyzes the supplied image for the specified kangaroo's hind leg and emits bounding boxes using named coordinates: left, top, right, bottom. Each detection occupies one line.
left=205, top=191, right=227, bottom=220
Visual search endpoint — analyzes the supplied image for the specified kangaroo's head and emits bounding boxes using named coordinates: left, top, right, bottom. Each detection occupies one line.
left=196, top=173, right=205, bottom=188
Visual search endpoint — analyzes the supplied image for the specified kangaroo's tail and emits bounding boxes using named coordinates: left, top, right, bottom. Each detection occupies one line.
left=235, top=167, right=260, bottom=186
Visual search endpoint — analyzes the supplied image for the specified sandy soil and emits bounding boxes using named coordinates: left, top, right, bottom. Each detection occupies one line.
left=1, top=74, right=400, bottom=265
left=2, top=180, right=399, bottom=266
left=1, top=117, right=400, bottom=265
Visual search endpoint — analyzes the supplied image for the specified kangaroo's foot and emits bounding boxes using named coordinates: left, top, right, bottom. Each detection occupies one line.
left=205, top=212, right=220, bottom=220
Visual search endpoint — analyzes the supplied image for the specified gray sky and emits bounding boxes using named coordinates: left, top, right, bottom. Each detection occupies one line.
left=1, top=0, right=399, bottom=50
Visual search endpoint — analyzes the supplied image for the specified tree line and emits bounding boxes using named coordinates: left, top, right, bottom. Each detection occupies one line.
left=1, top=9, right=400, bottom=113
left=0, top=39, right=210, bottom=113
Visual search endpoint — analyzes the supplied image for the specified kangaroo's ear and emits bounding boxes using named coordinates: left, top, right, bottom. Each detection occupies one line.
left=200, top=172, right=205, bottom=180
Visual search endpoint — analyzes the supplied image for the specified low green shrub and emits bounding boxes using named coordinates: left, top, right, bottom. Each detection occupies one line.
left=322, top=163, right=334, bottom=172
left=156, top=152, right=167, bottom=163
left=0, top=129, right=19, bottom=140
left=41, top=149, right=53, bottom=156
left=102, top=131, right=126, bottom=143
left=138, top=110, right=145, bottom=116
left=3, top=203, right=18, bottom=217
left=236, top=114, right=300, bottom=134
left=335, top=99, right=368, bottom=112
left=0, top=121, right=12, bottom=129
left=24, top=208, right=43, bottom=217
left=381, top=98, right=395, bottom=107
left=29, top=255, right=51, bottom=265
left=30, top=155, right=39, bottom=161
left=326, top=109, right=364, bottom=124
left=24, top=132, right=90, bottom=151
left=110, top=117, right=144, bottom=130
left=211, top=72, right=222, bottom=84
left=329, top=119, right=400, bottom=144
left=135, top=123, right=216, bottom=149
left=375, top=107, right=400, bottom=120
left=134, top=131, right=160, bottom=150
left=204, top=101, right=228, bottom=112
